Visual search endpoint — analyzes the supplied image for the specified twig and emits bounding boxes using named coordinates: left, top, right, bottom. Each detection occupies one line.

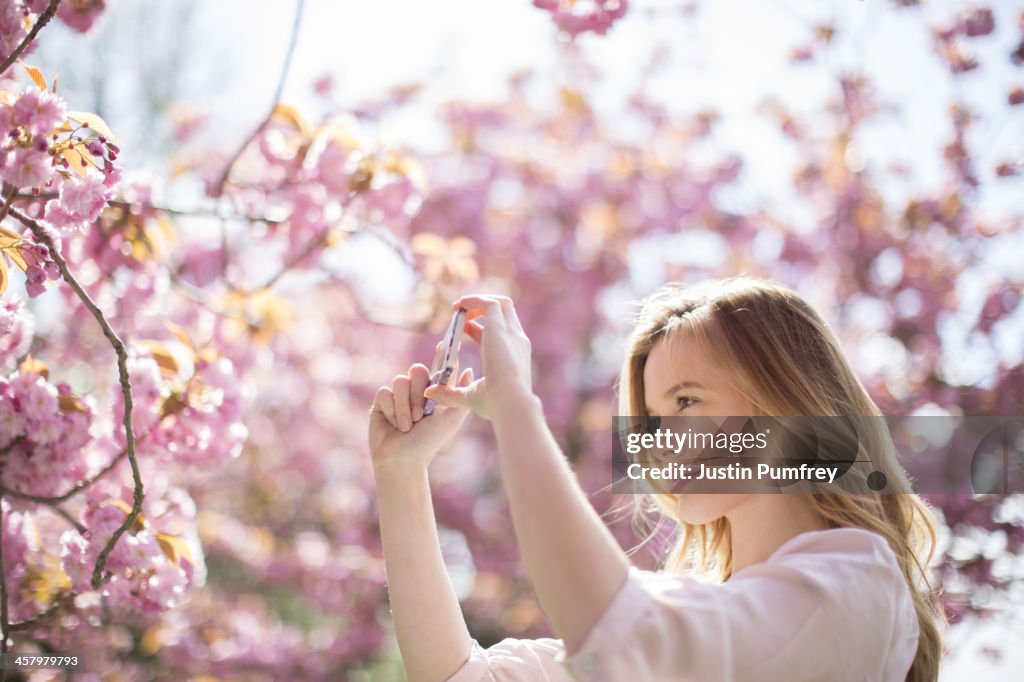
left=0, top=419, right=163, bottom=506
left=8, top=206, right=143, bottom=591
left=8, top=593, right=73, bottom=632
left=0, top=0, right=62, bottom=77
left=236, top=190, right=358, bottom=295
left=14, top=193, right=286, bottom=226
left=0, top=185, right=16, bottom=225
left=0, top=466, right=9, bottom=676
left=213, top=0, right=306, bottom=196
left=214, top=0, right=306, bottom=273
left=50, top=505, right=86, bottom=535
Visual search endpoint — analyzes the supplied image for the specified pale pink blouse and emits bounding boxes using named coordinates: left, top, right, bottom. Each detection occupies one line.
left=446, top=527, right=920, bottom=682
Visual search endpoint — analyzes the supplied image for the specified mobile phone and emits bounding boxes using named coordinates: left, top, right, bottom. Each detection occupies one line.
left=423, top=307, right=468, bottom=416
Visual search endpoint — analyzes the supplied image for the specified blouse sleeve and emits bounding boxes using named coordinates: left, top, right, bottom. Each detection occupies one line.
left=445, top=636, right=570, bottom=682
left=552, top=530, right=918, bottom=682
left=447, top=529, right=917, bottom=682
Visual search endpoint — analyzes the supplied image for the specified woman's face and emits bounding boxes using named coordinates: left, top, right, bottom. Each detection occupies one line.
left=642, top=331, right=754, bottom=525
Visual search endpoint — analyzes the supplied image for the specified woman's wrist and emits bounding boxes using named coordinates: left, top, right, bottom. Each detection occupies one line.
left=373, top=458, right=430, bottom=489
left=491, top=387, right=543, bottom=423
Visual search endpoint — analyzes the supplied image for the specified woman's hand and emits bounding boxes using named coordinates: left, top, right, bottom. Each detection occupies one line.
left=424, top=295, right=535, bottom=421
left=369, top=362, right=475, bottom=478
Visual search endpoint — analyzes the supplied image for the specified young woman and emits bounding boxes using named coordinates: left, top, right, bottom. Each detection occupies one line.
left=367, top=276, right=944, bottom=682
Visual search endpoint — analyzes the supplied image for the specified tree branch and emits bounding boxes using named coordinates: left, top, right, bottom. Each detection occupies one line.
left=0, top=417, right=165, bottom=506
left=0, top=469, right=10, bottom=676
left=213, top=0, right=306, bottom=197
left=0, top=0, right=62, bottom=77
left=214, top=0, right=305, bottom=275
left=8, top=206, right=143, bottom=591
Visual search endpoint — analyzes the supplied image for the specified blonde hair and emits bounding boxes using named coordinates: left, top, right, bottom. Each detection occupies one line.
left=615, top=275, right=944, bottom=682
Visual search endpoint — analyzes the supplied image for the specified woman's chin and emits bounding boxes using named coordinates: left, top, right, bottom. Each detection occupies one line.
left=675, top=493, right=746, bottom=525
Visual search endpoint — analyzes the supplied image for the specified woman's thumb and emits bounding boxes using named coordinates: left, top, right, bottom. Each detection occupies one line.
left=424, top=367, right=476, bottom=410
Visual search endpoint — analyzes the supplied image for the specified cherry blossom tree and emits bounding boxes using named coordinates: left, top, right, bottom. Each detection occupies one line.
left=0, top=0, right=1021, bottom=678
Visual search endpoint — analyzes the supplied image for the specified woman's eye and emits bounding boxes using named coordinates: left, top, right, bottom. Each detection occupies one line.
left=676, top=396, right=698, bottom=411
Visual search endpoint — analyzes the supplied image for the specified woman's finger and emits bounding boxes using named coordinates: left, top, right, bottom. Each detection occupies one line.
left=453, top=295, right=506, bottom=324
left=409, top=363, right=430, bottom=421
left=464, top=319, right=484, bottom=345
left=424, top=373, right=479, bottom=410
left=371, top=385, right=397, bottom=429
left=497, top=296, right=525, bottom=333
left=392, top=374, right=412, bottom=432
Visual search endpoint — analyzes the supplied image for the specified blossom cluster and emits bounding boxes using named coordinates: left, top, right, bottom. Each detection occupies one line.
left=111, top=346, right=249, bottom=470
left=0, top=293, right=32, bottom=366
left=532, top=0, right=629, bottom=37
left=0, top=0, right=105, bottom=58
left=59, top=500, right=190, bottom=615
left=0, top=367, right=94, bottom=497
left=0, top=84, right=121, bottom=299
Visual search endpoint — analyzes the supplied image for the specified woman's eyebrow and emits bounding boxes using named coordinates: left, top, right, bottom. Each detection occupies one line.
left=662, top=381, right=705, bottom=398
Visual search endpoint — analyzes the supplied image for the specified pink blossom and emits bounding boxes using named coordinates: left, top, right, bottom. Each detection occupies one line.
left=13, top=370, right=59, bottom=422
left=12, top=87, right=67, bottom=135
left=0, top=296, right=33, bottom=369
left=111, top=351, right=165, bottom=441
left=533, top=0, right=629, bottom=37
left=313, top=74, right=334, bottom=97
left=959, top=8, right=995, bottom=37
left=24, top=264, right=48, bottom=297
left=0, top=2, right=26, bottom=58
left=61, top=174, right=113, bottom=222
left=0, top=389, right=24, bottom=447
left=41, top=201, right=79, bottom=232
left=0, top=146, right=53, bottom=189
left=57, top=0, right=107, bottom=33
left=315, top=139, right=352, bottom=195
left=102, top=162, right=123, bottom=187
left=43, top=174, right=114, bottom=232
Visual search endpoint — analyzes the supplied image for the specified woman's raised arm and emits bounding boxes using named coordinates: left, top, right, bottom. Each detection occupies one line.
left=424, top=295, right=632, bottom=655
left=369, top=363, right=478, bottom=682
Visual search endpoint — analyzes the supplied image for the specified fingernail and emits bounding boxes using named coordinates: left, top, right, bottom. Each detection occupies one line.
left=400, top=417, right=411, bottom=431
left=413, top=406, right=423, bottom=420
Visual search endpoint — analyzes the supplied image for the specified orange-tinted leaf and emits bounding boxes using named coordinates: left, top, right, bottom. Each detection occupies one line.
left=560, top=87, right=588, bottom=112
left=19, top=354, right=49, bottom=380
left=0, top=225, right=21, bottom=241
left=100, top=498, right=147, bottom=534
left=138, top=340, right=179, bottom=376
left=129, top=235, right=150, bottom=262
left=60, top=147, right=89, bottom=178
left=156, top=532, right=194, bottom=566
left=139, top=625, right=163, bottom=655
left=4, top=246, right=28, bottom=272
left=165, top=320, right=196, bottom=351
left=0, top=258, right=7, bottom=295
left=198, top=348, right=219, bottom=364
left=270, top=102, right=311, bottom=137
left=58, top=393, right=87, bottom=414
left=66, top=111, right=119, bottom=144
left=23, top=65, right=46, bottom=91
left=410, top=232, right=446, bottom=256
left=160, top=391, right=188, bottom=419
